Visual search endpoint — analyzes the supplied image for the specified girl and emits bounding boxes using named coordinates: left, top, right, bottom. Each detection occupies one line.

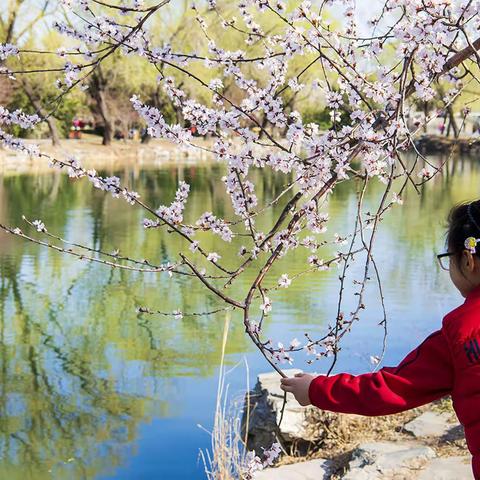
left=280, top=200, right=480, bottom=479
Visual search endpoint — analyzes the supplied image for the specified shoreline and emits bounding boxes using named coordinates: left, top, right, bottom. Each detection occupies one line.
left=414, top=134, right=480, bottom=155
left=0, top=136, right=214, bottom=176
left=1, top=134, right=479, bottom=176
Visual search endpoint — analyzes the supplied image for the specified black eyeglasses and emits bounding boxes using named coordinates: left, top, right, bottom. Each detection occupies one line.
left=437, top=252, right=454, bottom=271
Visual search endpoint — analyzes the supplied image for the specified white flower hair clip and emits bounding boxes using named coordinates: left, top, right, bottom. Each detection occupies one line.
left=464, top=236, right=480, bottom=254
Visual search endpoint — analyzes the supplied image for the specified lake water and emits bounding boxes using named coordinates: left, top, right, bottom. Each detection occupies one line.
left=0, top=155, right=477, bottom=479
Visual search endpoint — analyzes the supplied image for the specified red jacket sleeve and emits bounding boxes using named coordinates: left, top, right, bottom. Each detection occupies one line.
left=308, top=330, right=453, bottom=416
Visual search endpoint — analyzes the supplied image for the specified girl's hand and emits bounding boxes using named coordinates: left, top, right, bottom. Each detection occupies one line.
left=280, top=372, right=314, bottom=406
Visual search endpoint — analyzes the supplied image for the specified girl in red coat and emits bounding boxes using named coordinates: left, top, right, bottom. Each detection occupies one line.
left=281, top=200, right=480, bottom=479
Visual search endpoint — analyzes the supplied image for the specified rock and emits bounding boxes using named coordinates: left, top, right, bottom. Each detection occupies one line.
left=343, top=441, right=436, bottom=480
left=404, top=411, right=456, bottom=438
left=256, top=370, right=314, bottom=441
left=243, top=369, right=318, bottom=454
left=417, top=456, right=471, bottom=479
left=254, top=459, right=330, bottom=480
left=441, top=423, right=465, bottom=442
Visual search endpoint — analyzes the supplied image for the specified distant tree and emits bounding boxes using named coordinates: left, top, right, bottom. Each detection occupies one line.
left=89, top=65, right=113, bottom=145
left=0, top=0, right=63, bottom=145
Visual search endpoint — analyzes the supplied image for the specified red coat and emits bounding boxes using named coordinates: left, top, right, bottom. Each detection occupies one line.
left=309, top=284, right=480, bottom=479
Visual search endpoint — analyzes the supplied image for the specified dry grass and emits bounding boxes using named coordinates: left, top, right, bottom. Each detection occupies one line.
left=277, top=396, right=467, bottom=478
left=199, top=389, right=249, bottom=480
left=199, top=313, right=253, bottom=480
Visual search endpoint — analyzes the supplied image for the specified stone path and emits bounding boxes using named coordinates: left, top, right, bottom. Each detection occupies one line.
left=342, top=441, right=435, bottom=479
left=418, top=456, right=471, bottom=479
left=256, top=452, right=471, bottom=479
left=255, top=459, right=330, bottom=480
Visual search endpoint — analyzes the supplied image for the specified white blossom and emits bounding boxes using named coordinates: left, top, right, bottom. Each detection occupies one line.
left=0, top=106, right=40, bottom=129
left=392, top=192, right=403, bottom=205
left=289, top=338, right=301, bottom=349
left=0, top=43, right=18, bottom=60
left=196, top=211, right=233, bottom=242
left=370, top=355, right=380, bottom=365
left=260, top=296, right=272, bottom=314
left=207, top=252, right=221, bottom=263
left=32, top=220, right=46, bottom=232
left=131, top=95, right=193, bottom=145
left=0, top=129, right=40, bottom=157
left=173, top=310, right=183, bottom=320
left=156, top=181, right=190, bottom=224
left=417, top=167, right=433, bottom=179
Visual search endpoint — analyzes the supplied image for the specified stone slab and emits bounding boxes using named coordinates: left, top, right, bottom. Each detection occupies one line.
left=417, top=456, right=472, bottom=480
left=404, top=411, right=456, bottom=438
left=343, top=441, right=436, bottom=480
left=246, top=369, right=319, bottom=449
left=254, top=459, right=330, bottom=480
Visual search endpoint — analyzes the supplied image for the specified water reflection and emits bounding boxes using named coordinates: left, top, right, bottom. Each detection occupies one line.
left=0, top=154, right=478, bottom=479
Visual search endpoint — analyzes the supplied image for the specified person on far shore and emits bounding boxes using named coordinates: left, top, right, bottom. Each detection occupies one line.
left=281, top=200, right=480, bottom=479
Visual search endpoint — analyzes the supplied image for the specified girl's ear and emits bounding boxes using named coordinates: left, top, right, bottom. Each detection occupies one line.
left=462, top=250, right=476, bottom=273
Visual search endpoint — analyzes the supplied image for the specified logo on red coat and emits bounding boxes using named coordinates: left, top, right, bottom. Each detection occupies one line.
left=464, top=338, right=480, bottom=364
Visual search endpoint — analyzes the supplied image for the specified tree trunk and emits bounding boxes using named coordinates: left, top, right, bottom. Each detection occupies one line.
left=423, top=102, right=429, bottom=133
left=446, top=105, right=459, bottom=138
left=141, top=130, right=151, bottom=144
left=22, top=81, right=61, bottom=146
left=90, top=68, right=113, bottom=146
left=258, top=114, right=269, bottom=140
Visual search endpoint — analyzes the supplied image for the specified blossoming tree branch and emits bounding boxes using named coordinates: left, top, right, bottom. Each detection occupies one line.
left=0, top=0, right=479, bottom=378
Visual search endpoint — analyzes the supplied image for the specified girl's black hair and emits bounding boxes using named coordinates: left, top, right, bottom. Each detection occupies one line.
left=447, top=200, right=480, bottom=261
